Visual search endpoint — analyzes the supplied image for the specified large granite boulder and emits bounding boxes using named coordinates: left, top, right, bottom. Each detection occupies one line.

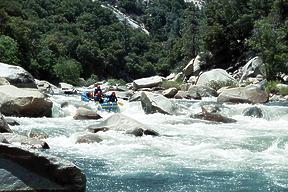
left=73, top=107, right=102, bottom=120
left=183, top=59, right=194, bottom=77
left=183, top=55, right=202, bottom=77
left=196, top=69, right=237, bottom=89
left=217, top=85, right=269, bottom=104
left=0, top=62, right=37, bottom=88
left=1, top=133, right=49, bottom=149
left=141, top=92, right=178, bottom=115
left=133, top=76, right=163, bottom=90
left=0, top=143, right=86, bottom=191
left=0, top=85, right=53, bottom=117
left=35, top=79, right=58, bottom=94
left=90, top=114, right=159, bottom=136
left=239, top=56, right=263, bottom=82
left=0, top=113, right=12, bottom=133
left=162, top=88, right=178, bottom=98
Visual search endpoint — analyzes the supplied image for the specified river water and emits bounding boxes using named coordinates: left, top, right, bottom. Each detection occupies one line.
left=9, top=94, right=288, bottom=192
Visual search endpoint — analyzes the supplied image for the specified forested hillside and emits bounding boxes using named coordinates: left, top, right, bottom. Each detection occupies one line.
left=0, top=0, right=287, bottom=85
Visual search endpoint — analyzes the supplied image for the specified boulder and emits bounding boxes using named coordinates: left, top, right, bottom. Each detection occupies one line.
left=192, top=108, right=236, bottom=123
left=73, top=107, right=102, bottom=120
left=0, top=62, right=37, bottom=88
left=162, top=88, right=178, bottom=98
left=188, top=85, right=218, bottom=98
left=141, top=92, right=178, bottom=115
left=133, top=76, right=163, bottom=90
left=87, top=126, right=109, bottom=133
left=27, top=128, right=49, bottom=139
left=243, top=106, right=263, bottom=118
left=174, top=91, right=191, bottom=99
left=165, top=73, right=176, bottom=80
left=193, top=55, right=202, bottom=76
left=183, top=58, right=194, bottom=77
left=0, top=134, right=9, bottom=143
left=239, top=56, right=263, bottom=82
left=217, top=85, right=269, bottom=104
left=0, top=85, right=53, bottom=117
left=0, top=77, right=10, bottom=85
left=129, top=92, right=141, bottom=102
left=1, top=133, right=49, bottom=149
left=0, top=113, right=12, bottom=133
left=0, top=143, right=86, bottom=191
left=4, top=118, right=20, bottom=126
left=90, top=114, right=158, bottom=136
left=172, top=72, right=185, bottom=82
left=35, top=79, right=58, bottom=94
left=75, top=133, right=103, bottom=144
left=196, top=69, right=237, bottom=89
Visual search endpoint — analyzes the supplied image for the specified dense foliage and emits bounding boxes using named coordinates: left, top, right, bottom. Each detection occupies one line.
left=0, top=0, right=287, bottom=84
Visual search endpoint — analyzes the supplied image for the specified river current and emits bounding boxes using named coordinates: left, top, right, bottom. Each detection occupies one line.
left=9, top=94, right=288, bottom=192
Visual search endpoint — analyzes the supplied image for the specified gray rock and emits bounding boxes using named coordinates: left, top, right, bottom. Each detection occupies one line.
left=183, top=58, right=194, bottom=77
left=0, top=113, right=12, bottom=133
left=129, top=92, right=142, bottom=102
left=193, top=55, right=202, bottom=76
left=196, top=69, right=237, bottom=89
left=133, top=76, right=163, bottom=90
left=0, top=77, right=10, bottom=85
left=88, top=126, right=109, bottom=133
left=73, top=107, right=102, bottom=120
left=162, top=88, right=178, bottom=98
left=1, top=133, right=49, bottom=149
left=143, top=129, right=160, bottom=136
left=217, top=85, right=269, bottom=104
left=75, top=133, right=103, bottom=144
left=239, top=56, right=263, bottom=83
left=0, top=143, right=86, bottom=191
left=0, top=134, right=9, bottom=143
left=27, top=129, right=49, bottom=139
left=243, top=106, right=263, bottom=118
left=0, top=62, right=37, bottom=88
left=126, top=128, right=144, bottom=137
left=192, top=108, right=236, bottom=123
left=0, top=85, right=53, bottom=117
left=35, top=79, right=58, bottom=94
left=4, top=118, right=20, bottom=126
left=141, top=92, right=178, bottom=115
left=174, top=91, right=190, bottom=99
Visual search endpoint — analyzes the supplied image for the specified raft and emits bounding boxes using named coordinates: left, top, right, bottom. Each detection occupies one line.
left=96, top=101, right=119, bottom=112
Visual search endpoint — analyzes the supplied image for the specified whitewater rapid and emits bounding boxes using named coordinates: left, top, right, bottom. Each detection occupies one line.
left=9, top=94, right=288, bottom=191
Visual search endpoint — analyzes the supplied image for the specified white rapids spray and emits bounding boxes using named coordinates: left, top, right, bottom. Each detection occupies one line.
left=8, top=94, right=288, bottom=191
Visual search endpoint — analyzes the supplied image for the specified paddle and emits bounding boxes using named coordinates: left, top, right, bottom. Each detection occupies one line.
left=117, top=101, right=124, bottom=106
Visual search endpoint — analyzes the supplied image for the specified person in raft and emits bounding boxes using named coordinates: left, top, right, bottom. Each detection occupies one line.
left=93, top=84, right=102, bottom=96
left=108, top=92, right=118, bottom=102
left=94, top=92, right=104, bottom=103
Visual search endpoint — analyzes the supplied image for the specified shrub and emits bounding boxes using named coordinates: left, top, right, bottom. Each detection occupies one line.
left=264, top=81, right=279, bottom=94
left=107, top=78, right=126, bottom=86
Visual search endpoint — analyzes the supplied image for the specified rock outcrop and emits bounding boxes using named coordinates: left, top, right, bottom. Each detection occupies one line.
left=0, top=85, right=53, bottom=117
left=0, top=62, right=37, bottom=88
left=0, top=143, right=86, bottom=191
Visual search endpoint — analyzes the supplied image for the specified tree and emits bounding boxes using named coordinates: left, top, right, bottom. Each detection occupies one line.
left=0, top=35, right=19, bottom=65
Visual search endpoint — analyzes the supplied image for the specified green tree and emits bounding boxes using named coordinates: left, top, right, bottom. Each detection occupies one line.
left=0, top=35, right=19, bottom=65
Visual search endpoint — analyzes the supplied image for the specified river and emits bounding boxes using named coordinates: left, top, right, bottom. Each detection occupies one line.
left=9, top=94, right=288, bottom=192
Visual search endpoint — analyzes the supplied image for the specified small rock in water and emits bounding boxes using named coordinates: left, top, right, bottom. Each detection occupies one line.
left=243, top=106, right=263, bottom=118
left=75, top=133, right=103, bottom=144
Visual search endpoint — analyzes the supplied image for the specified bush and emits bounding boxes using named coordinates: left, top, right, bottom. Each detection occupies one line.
left=84, top=74, right=99, bottom=87
left=208, top=80, right=237, bottom=91
left=264, top=81, right=279, bottom=94
left=160, top=80, right=181, bottom=90
left=107, top=78, right=126, bottom=86
left=53, top=58, right=82, bottom=85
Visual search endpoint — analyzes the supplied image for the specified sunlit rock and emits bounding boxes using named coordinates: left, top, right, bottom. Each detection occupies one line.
left=0, top=77, right=10, bottom=85
left=0, top=62, right=37, bottom=88
left=0, top=85, right=53, bottom=117
left=133, top=76, right=163, bottom=90
left=27, top=128, right=49, bottom=139
left=162, top=88, right=178, bottom=98
left=217, top=85, right=269, bottom=104
left=1, top=133, right=49, bottom=149
left=188, top=85, right=218, bottom=98
left=75, top=133, right=103, bottom=144
left=0, top=143, right=86, bottom=191
left=192, top=107, right=236, bottom=123
left=73, top=107, right=102, bottom=120
left=141, top=92, right=178, bottom=115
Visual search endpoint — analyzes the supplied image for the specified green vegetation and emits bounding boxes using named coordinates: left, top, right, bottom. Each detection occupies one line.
left=160, top=80, right=182, bottom=90
left=208, top=80, right=237, bottom=91
left=265, top=81, right=288, bottom=96
left=0, top=0, right=287, bottom=85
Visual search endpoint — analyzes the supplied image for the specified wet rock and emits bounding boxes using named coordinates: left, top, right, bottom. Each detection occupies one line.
left=88, top=126, right=109, bottom=133
left=217, top=85, right=269, bottom=104
left=27, top=129, right=49, bottom=139
left=0, top=113, right=12, bottom=133
left=0, top=143, right=86, bottom=191
left=162, top=88, right=178, bottom=98
left=5, top=118, right=20, bottom=126
left=133, top=76, right=163, bottom=90
left=0, top=77, right=10, bottom=85
left=192, top=108, right=236, bottom=123
left=0, top=134, right=9, bottom=143
left=0, top=85, right=53, bottom=117
left=1, top=133, right=50, bottom=149
left=73, top=107, right=102, bottom=120
left=141, top=92, right=178, bottom=115
left=243, top=106, right=263, bottom=118
left=143, top=129, right=160, bottom=136
left=75, top=133, right=103, bottom=144
left=0, top=62, right=37, bottom=88
left=126, top=128, right=144, bottom=137
left=188, top=85, right=218, bottom=98
left=61, top=102, right=69, bottom=108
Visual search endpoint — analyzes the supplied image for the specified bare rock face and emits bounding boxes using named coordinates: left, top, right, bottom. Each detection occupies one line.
left=0, top=113, right=12, bottom=133
left=217, top=85, right=269, bottom=104
left=0, top=85, right=53, bottom=117
left=0, top=62, right=37, bottom=88
left=0, top=143, right=86, bottom=192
